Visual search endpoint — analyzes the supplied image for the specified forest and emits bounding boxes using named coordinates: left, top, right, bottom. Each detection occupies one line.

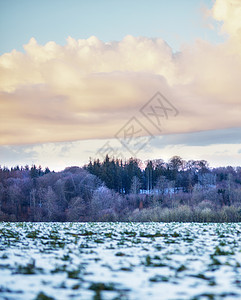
left=0, top=155, right=241, bottom=222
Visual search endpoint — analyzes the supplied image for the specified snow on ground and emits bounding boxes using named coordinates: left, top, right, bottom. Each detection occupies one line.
left=0, top=222, right=241, bottom=299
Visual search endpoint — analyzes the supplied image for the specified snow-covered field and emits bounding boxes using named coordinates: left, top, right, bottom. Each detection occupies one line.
left=0, top=222, right=241, bottom=300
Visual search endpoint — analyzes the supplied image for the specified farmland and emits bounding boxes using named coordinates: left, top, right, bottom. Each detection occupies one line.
left=0, top=222, right=241, bottom=299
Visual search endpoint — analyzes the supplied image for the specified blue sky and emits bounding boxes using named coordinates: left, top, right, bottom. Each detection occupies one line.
left=0, top=0, right=241, bottom=170
left=0, top=0, right=223, bottom=54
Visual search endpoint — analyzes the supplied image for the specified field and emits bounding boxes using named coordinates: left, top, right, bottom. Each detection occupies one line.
left=0, top=222, right=241, bottom=300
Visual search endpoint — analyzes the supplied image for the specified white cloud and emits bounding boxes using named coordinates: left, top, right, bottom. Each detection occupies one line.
left=1, top=136, right=240, bottom=171
left=212, top=0, right=241, bottom=40
left=0, top=0, right=241, bottom=146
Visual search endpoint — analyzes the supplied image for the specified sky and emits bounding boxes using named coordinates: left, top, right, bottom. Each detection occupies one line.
left=0, top=0, right=241, bottom=170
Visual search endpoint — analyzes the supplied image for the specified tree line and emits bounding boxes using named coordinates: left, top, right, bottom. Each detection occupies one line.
left=86, top=156, right=225, bottom=194
left=0, top=156, right=241, bottom=222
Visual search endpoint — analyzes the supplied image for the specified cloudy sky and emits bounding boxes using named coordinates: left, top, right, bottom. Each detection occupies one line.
left=0, top=0, right=241, bottom=170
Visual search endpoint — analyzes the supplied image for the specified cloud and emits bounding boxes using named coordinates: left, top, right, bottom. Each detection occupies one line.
left=152, top=127, right=241, bottom=148
left=0, top=0, right=241, bottom=146
left=211, top=0, right=241, bottom=40
left=1, top=136, right=241, bottom=171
